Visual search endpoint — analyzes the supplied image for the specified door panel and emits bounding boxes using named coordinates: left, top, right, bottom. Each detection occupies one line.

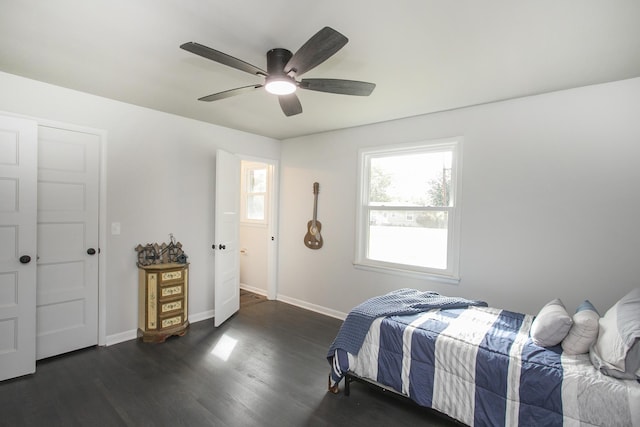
left=0, top=116, right=37, bottom=381
left=36, top=125, right=99, bottom=360
left=38, top=182, right=85, bottom=211
left=214, top=149, right=240, bottom=327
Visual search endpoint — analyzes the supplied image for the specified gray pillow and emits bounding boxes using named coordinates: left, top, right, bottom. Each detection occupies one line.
left=589, top=288, right=640, bottom=380
left=530, top=298, right=573, bottom=347
left=562, top=300, right=600, bottom=355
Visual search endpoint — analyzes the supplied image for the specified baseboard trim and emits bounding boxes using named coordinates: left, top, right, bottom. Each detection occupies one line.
left=276, top=294, right=347, bottom=321
left=240, top=283, right=268, bottom=297
left=105, top=329, right=137, bottom=346
left=189, top=309, right=214, bottom=324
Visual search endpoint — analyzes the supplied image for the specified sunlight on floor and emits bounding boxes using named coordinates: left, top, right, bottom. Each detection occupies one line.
left=210, top=334, right=238, bottom=361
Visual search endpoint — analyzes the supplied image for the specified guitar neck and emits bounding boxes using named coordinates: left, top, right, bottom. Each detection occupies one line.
left=312, top=182, right=319, bottom=226
left=312, top=196, right=318, bottom=226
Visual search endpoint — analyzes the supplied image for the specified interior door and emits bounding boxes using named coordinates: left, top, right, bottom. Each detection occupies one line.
left=214, top=149, right=240, bottom=327
left=35, top=125, right=100, bottom=360
left=0, top=115, right=37, bottom=381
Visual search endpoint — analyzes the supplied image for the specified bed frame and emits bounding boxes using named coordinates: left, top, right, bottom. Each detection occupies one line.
left=328, top=371, right=406, bottom=397
left=343, top=372, right=401, bottom=397
left=330, top=372, right=466, bottom=426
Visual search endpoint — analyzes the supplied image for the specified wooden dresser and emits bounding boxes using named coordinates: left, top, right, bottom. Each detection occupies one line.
left=137, top=263, right=189, bottom=343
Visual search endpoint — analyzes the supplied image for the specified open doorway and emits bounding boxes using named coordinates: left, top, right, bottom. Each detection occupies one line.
left=238, top=159, right=277, bottom=303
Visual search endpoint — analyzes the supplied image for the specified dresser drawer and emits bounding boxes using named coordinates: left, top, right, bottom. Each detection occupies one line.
left=159, top=313, right=184, bottom=330
left=160, top=299, right=183, bottom=314
left=159, top=269, right=184, bottom=284
left=159, top=283, right=184, bottom=300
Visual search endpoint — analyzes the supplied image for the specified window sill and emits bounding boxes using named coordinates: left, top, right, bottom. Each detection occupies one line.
left=352, top=261, right=460, bottom=285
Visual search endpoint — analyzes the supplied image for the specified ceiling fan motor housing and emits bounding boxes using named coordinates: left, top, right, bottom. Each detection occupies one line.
left=267, top=48, right=294, bottom=76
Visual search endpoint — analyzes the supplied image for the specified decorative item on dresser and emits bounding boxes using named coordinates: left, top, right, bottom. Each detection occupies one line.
left=135, top=233, right=188, bottom=266
left=135, top=234, right=190, bottom=343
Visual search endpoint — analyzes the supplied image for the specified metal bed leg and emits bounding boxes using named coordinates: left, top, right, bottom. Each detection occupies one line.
left=344, top=374, right=351, bottom=396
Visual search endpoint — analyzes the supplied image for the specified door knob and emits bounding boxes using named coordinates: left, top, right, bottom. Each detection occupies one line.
left=87, top=248, right=96, bottom=255
left=19, top=255, right=31, bottom=264
left=218, top=244, right=226, bottom=250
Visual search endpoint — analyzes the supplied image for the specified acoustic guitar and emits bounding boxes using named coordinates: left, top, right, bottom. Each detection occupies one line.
left=304, top=182, right=323, bottom=249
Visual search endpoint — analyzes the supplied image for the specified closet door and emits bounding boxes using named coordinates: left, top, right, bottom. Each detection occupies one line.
left=36, top=125, right=100, bottom=360
left=0, top=116, right=38, bottom=381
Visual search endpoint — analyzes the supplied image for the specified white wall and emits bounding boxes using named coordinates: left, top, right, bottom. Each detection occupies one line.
left=0, top=71, right=280, bottom=340
left=278, top=78, right=640, bottom=317
left=239, top=224, right=268, bottom=292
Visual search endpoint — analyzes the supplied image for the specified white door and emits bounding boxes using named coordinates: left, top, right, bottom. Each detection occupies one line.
left=35, top=125, right=100, bottom=360
left=214, top=149, right=240, bottom=327
left=0, top=116, right=37, bottom=381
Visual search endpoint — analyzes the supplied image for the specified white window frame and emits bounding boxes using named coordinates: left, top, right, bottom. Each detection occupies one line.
left=240, top=162, right=269, bottom=226
left=354, top=137, right=462, bottom=283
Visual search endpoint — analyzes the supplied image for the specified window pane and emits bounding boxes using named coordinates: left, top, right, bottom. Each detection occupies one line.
left=368, top=210, right=448, bottom=269
left=369, top=151, right=452, bottom=207
left=249, top=169, right=267, bottom=193
left=247, top=195, right=264, bottom=220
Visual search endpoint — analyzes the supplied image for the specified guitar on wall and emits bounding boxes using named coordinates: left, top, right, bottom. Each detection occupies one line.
left=304, top=182, right=323, bottom=249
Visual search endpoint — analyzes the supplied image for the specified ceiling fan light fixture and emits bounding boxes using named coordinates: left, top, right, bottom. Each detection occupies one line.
left=265, top=76, right=297, bottom=95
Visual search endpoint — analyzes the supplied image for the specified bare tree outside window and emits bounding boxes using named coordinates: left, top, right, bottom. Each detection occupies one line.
left=370, top=165, right=392, bottom=203
left=427, top=166, right=451, bottom=207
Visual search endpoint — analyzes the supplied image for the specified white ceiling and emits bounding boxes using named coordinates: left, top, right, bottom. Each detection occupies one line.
left=1, top=1, right=639, bottom=140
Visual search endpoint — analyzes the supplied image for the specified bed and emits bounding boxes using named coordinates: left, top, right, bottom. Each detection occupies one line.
left=327, top=289, right=640, bottom=426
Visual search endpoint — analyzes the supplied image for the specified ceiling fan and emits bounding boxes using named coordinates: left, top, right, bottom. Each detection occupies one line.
left=180, top=27, right=375, bottom=117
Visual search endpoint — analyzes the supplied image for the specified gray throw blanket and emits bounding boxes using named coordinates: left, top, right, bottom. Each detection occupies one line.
left=327, top=288, right=487, bottom=358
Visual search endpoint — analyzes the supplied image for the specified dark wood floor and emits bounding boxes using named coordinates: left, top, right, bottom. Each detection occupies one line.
left=0, top=296, right=459, bottom=427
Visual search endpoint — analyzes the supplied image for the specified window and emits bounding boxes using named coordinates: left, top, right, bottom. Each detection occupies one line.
left=355, top=138, right=462, bottom=281
left=241, top=162, right=268, bottom=224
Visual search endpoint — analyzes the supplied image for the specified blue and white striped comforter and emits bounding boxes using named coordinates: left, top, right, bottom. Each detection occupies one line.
left=329, top=306, right=640, bottom=426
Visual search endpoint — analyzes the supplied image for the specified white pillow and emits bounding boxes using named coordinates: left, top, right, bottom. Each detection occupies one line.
left=561, top=300, right=599, bottom=355
left=530, top=298, right=573, bottom=347
left=589, top=288, right=640, bottom=380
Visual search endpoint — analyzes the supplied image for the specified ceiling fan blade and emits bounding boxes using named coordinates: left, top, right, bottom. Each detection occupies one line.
left=299, top=79, right=375, bottom=96
left=285, top=27, right=348, bottom=77
left=181, top=42, right=267, bottom=76
left=278, top=94, right=302, bottom=116
left=198, top=84, right=263, bottom=102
